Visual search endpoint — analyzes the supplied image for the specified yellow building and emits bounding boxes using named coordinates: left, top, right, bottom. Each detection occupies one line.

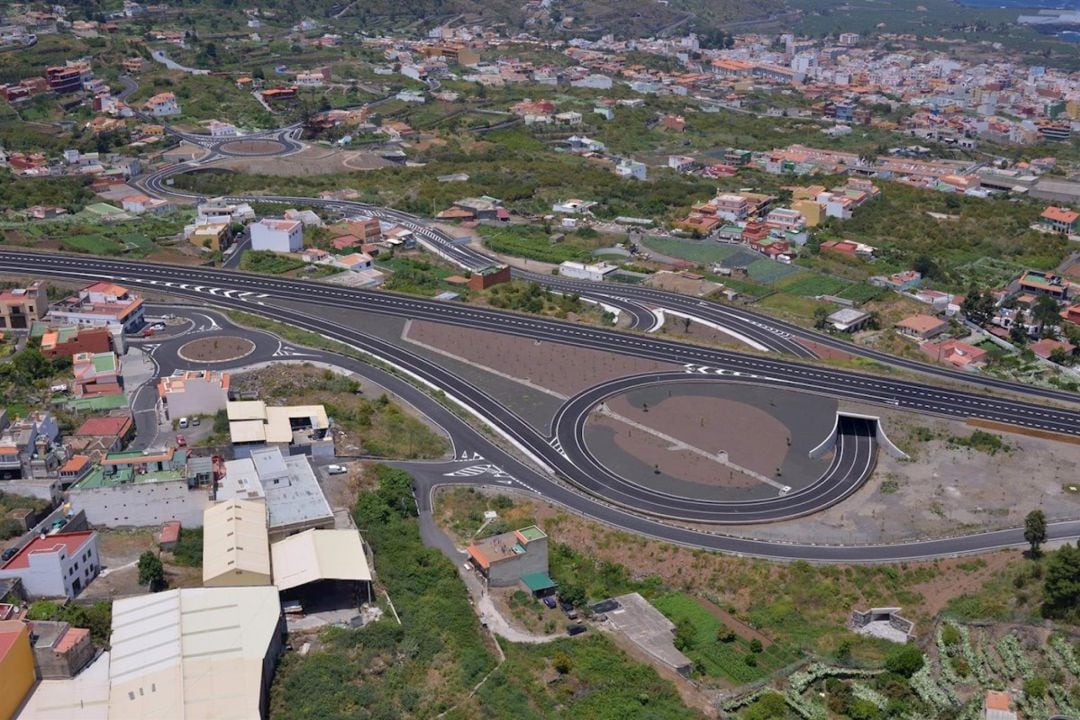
left=792, top=199, right=824, bottom=227
left=0, top=620, right=36, bottom=720
left=791, top=185, right=827, bottom=201
left=1067, top=100, right=1080, bottom=121
left=189, top=222, right=230, bottom=253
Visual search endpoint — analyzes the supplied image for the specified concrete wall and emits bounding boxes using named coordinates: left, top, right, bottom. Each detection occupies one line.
left=68, top=481, right=212, bottom=528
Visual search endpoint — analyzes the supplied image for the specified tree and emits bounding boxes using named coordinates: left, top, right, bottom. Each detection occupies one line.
left=552, top=650, right=573, bottom=674
left=962, top=287, right=995, bottom=326
left=137, top=551, right=166, bottom=590
left=1032, top=294, right=1061, bottom=330
left=673, top=618, right=696, bottom=651
left=1023, top=677, right=1047, bottom=698
left=1049, top=346, right=1073, bottom=366
left=559, top=584, right=586, bottom=608
left=1043, top=542, right=1080, bottom=619
left=1010, top=321, right=1028, bottom=346
left=814, top=305, right=830, bottom=330
left=884, top=643, right=924, bottom=678
left=743, top=692, right=788, bottom=720
left=749, top=638, right=763, bottom=653
left=716, top=624, right=736, bottom=643
left=1025, top=510, right=1048, bottom=556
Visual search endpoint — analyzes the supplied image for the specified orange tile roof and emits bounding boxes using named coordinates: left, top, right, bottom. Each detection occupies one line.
left=1041, top=206, right=1078, bottom=224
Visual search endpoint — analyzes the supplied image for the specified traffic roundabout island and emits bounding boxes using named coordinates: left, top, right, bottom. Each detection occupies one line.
left=551, top=373, right=879, bottom=524
left=216, top=139, right=289, bottom=156
left=177, top=335, right=256, bottom=363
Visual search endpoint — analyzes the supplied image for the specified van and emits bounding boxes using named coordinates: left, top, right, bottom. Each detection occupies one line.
left=567, top=624, right=587, bottom=636
left=178, top=417, right=189, bottom=429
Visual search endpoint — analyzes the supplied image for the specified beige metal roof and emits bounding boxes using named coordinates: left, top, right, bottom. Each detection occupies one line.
left=225, top=400, right=266, bottom=421
left=202, top=499, right=271, bottom=586
left=108, top=587, right=282, bottom=720
left=270, top=529, right=371, bottom=592
left=264, top=405, right=329, bottom=444
left=18, top=651, right=110, bottom=720
left=228, top=419, right=265, bottom=444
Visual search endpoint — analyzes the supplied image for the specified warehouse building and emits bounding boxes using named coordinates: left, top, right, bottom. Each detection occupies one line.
left=202, top=499, right=271, bottom=587
left=271, top=528, right=373, bottom=608
left=108, top=586, right=285, bottom=720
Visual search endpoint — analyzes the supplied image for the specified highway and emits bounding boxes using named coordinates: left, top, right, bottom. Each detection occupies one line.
left=5, top=251, right=1079, bottom=437
left=5, top=250, right=1080, bottom=559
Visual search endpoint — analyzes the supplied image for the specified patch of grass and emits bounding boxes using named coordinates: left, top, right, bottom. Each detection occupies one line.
left=779, top=274, right=849, bottom=297
left=948, top=429, right=1008, bottom=455
left=240, top=250, right=305, bottom=274
left=643, top=236, right=742, bottom=266
left=652, top=592, right=801, bottom=684
left=480, top=224, right=601, bottom=265
left=170, top=528, right=203, bottom=568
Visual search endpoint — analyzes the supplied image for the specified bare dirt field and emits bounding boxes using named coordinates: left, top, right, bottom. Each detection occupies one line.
left=731, top=402, right=1080, bottom=544
left=83, top=529, right=200, bottom=600
left=210, top=145, right=392, bottom=175
left=658, top=316, right=753, bottom=351
left=642, top=271, right=725, bottom=298
left=593, top=414, right=763, bottom=490
left=404, top=319, right=678, bottom=396
left=178, top=335, right=254, bottom=362
left=217, top=139, right=286, bottom=155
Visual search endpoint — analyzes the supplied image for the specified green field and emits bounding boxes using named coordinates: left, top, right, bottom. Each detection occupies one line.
left=779, top=274, right=849, bottom=297
left=480, top=225, right=604, bottom=264
left=651, top=592, right=801, bottom=685
left=643, top=236, right=741, bottom=265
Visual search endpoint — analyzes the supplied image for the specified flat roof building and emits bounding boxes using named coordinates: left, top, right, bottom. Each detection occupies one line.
left=0, top=530, right=99, bottom=599
left=226, top=401, right=330, bottom=450
left=202, top=499, right=271, bottom=587
left=108, top=587, right=285, bottom=720
left=218, top=447, right=334, bottom=540
left=467, top=525, right=550, bottom=588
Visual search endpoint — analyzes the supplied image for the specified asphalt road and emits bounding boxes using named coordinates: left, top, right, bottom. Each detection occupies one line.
left=5, top=252, right=1078, bottom=437
left=6, top=252, right=1080, bottom=558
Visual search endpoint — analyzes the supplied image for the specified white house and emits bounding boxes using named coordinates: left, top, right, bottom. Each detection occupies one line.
left=250, top=218, right=304, bottom=253
left=0, top=530, right=99, bottom=598
left=335, top=252, right=374, bottom=271
left=615, top=159, right=647, bottom=181
left=208, top=120, right=238, bottom=137
left=552, top=199, right=597, bottom=215
left=571, top=74, right=613, bottom=90
left=144, top=91, right=180, bottom=117
left=559, top=261, right=617, bottom=282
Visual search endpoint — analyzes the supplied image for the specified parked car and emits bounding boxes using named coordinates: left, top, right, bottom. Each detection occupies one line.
left=191, top=417, right=201, bottom=427
left=559, top=600, right=575, bottom=613
left=2, top=547, right=17, bottom=562
left=178, top=417, right=189, bottom=429
left=139, top=327, right=154, bottom=337
left=176, top=434, right=186, bottom=447
left=567, top=624, right=587, bottom=636
left=542, top=596, right=557, bottom=609
left=326, top=464, right=347, bottom=475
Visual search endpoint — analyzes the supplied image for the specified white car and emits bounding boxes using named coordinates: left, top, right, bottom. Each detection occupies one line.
left=326, top=464, right=347, bottom=475
left=178, top=417, right=189, bottom=429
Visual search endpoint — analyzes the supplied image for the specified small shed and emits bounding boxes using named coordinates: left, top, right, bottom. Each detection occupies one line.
left=159, top=521, right=181, bottom=551
left=520, top=571, right=557, bottom=598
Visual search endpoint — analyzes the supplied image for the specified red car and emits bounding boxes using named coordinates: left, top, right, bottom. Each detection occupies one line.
left=176, top=434, right=186, bottom=447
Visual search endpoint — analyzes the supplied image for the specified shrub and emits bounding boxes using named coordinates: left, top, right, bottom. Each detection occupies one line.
left=884, top=644, right=924, bottom=678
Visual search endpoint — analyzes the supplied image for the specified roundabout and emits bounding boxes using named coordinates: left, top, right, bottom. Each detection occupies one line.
left=551, top=372, right=879, bottom=524
left=177, top=335, right=256, bottom=363
left=216, top=139, right=289, bottom=156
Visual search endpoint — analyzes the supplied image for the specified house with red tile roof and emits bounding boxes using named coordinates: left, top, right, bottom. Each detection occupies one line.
left=1030, top=337, right=1076, bottom=362
left=895, top=313, right=949, bottom=340
left=73, top=415, right=134, bottom=452
left=920, top=339, right=988, bottom=369
left=1040, top=206, right=1079, bottom=234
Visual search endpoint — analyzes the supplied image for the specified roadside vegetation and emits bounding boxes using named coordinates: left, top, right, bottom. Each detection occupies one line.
left=271, top=466, right=699, bottom=720
left=435, top=486, right=1080, bottom=718
left=230, top=365, right=449, bottom=459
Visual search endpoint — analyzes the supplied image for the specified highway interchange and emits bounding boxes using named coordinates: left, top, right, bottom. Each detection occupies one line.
left=4, top=141, right=1080, bottom=561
